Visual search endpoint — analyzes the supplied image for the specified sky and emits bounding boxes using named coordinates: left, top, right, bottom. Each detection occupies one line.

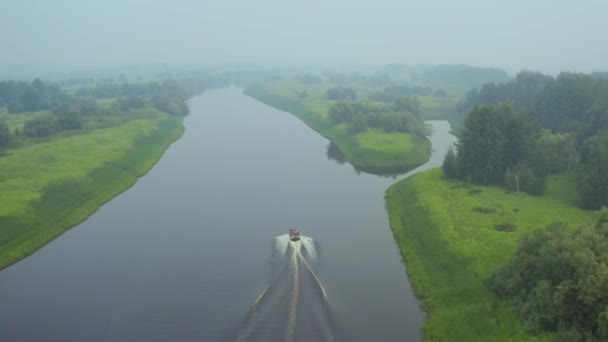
left=0, top=0, right=607, bottom=74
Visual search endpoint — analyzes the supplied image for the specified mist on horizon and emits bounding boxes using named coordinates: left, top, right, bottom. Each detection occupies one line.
left=1, top=0, right=607, bottom=75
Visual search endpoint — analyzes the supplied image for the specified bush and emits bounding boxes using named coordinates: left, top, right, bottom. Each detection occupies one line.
left=472, top=206, right=496, bottom=214
left=490, top=217, right=608, bottom=338
left=443, top=146, right=461, bottom=179
left=326, top=86, right=357, bottom=100
left=0, top=120, right=12, bottom=146
left=57, top=111, right=82, bottom=130
left=495, top=223, right=516, bottom=232
left=23, top=114, right=60, bottom=137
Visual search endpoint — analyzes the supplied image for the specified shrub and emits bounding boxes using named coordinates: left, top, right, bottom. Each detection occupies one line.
left=0, top=120, right=12, bottom=146
left=472, top=206, right=496, bottom=214
left=495, top=223, right=516, bottom=232
left=23, top=114, right=60, bottom=137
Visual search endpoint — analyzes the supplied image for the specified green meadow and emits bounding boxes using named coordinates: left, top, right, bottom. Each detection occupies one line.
left=386, top=169, right=596, bottom=341
left=0, top=110, right=183, bottom=269
left=0, top=110, right=46, bottom=131
left=244, top=81, right=432, bottom=174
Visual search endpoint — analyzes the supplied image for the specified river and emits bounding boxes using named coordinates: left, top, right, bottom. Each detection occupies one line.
left=0, top=87, right=456, bottom=341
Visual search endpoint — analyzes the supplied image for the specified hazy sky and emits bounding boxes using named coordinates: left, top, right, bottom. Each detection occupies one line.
left=1, top=0, right=606, bottom=73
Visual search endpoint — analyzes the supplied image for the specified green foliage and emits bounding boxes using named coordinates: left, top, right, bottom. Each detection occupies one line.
left=51, top=97, right=98, bottom=116
left=76, top=80, right=161, bottom=99
left=368, top=85, right=434, bottom=102
left=113, top=96, right=146, bottom=111
left=57, top=111, right=83, bottom=130
left=598, top=307, right=608, bottom=341
left=153, top=94, right=189, bottom=116
left=386, top=168, right=595, bottom=341
left=504, top=164, right=546, bottom=195
left=244, top=84, right=431, bottom=174
left=152, top=80, right=189, bottom=116
left=532, top=130, right=577, bottom=173
left=294, top=90, right=308, bottom=99
left=394, top=95, right=421, bottom=117
left=0, top=114, right=184, bottom=270
left=445, top=103, right=545, bottom=194
left=459, top=71, right=608, bottom=208
left=0, top=79, right=66, bottom=113
left=490, top=212, right=608, bottom=340
left=495, top=223, right=516, bottom=232
left=325, top=86, right=357, bottom=100
left=23, top=113, right=60, bottom=137
left=473, top=206, right=497, bottom=214
left=442, top=145, right=460, bottom=179
left=348, top=113, right=367, bottom=134
left=578, top=131, right=608, bottom=209
left=0, top=120, right=12, bottom=146
left=327, top=100, right=428, bottom=137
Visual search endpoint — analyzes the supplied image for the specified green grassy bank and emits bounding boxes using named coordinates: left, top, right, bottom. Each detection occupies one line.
left=0, top=111, right=183, bottom=270
left=385, top=169, right=596, bottom=341
left=244, top=84, right=430, bottom=174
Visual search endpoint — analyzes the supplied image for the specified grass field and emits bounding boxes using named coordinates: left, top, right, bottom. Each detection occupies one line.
left=0, top=110, right=183, bottom=270
left=0, top=109, right=48, bottom=131
left=385, top=169, right=597, bottom=341
left=244, top=82, right=431, bottom=174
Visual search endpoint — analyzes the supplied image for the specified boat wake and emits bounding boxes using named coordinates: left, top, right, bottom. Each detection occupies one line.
left=232, top=234, right=341, bottom=342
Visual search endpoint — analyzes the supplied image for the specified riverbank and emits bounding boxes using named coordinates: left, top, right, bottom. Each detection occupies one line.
left=385, top=169, right=596, bottom=341
left=0, top=111, right=184, bottom=270
left=244, top=84, right=431, bottom=175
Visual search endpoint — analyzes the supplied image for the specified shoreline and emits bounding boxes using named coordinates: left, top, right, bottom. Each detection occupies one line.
left=243, top=86, right=431, bottom=176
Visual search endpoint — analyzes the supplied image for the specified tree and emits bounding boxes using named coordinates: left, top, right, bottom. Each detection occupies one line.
left=0, top=120, right=12, bottom=146
left=598, top=307, right=608, bottom=341
left=457, top=105, right=508, bottom=184
left=325, top=86, right=357, bottom=100
left=442, top=146, right=460, bottom=179
left=57, top=111, right=82, bottom=130
left=448, top=103, right=542, bottom=189
left=394, top=96, right=421, bottom=118
left=504, top=164, right=545, bottom=195
left=23, top=114, right=60, bottom=137
left=490, top=217, right=608, bottom=338
left=348, top=113, right=367, bottom=134
left=328, top=102, right=355, bottom=124
left=579, top=155, right=608, bottom=209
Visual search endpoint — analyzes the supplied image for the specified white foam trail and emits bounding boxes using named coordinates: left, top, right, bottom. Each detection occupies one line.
left=274, top=234, right=290, bottom=257
left=294, top=245, right=328, bottom=302
left=286, top=240, right=300, bottom=342
left=299, top=236, right=317, bottom=262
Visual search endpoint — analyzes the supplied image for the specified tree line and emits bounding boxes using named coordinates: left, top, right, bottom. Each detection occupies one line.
left=327, top=95, right=428, bottom=137
left=0, top=78, right=203, bottom=147
left=445, top=71, right=608, bottom=209
left=0, top=79, right=66, bottom=113
left=368, top=85, right=446, bottom=102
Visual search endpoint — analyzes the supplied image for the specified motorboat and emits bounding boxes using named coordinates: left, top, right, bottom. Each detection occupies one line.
left=289, top=228, right=301, bottom=241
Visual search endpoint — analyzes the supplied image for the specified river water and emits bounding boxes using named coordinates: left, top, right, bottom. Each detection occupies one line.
left=0, top=88, right=456, bottom=341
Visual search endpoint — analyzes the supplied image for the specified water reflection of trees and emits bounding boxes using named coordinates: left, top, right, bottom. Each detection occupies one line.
left=326, top=141, right=415, bottom=179
left=326, top=141, right=346, bottom=164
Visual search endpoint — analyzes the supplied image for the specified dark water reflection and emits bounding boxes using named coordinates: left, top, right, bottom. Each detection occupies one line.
left=0, top=88, right=456, bottom=342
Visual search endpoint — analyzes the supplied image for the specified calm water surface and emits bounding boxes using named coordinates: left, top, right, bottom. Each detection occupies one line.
left=0, top=88, right=456, bottom=341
